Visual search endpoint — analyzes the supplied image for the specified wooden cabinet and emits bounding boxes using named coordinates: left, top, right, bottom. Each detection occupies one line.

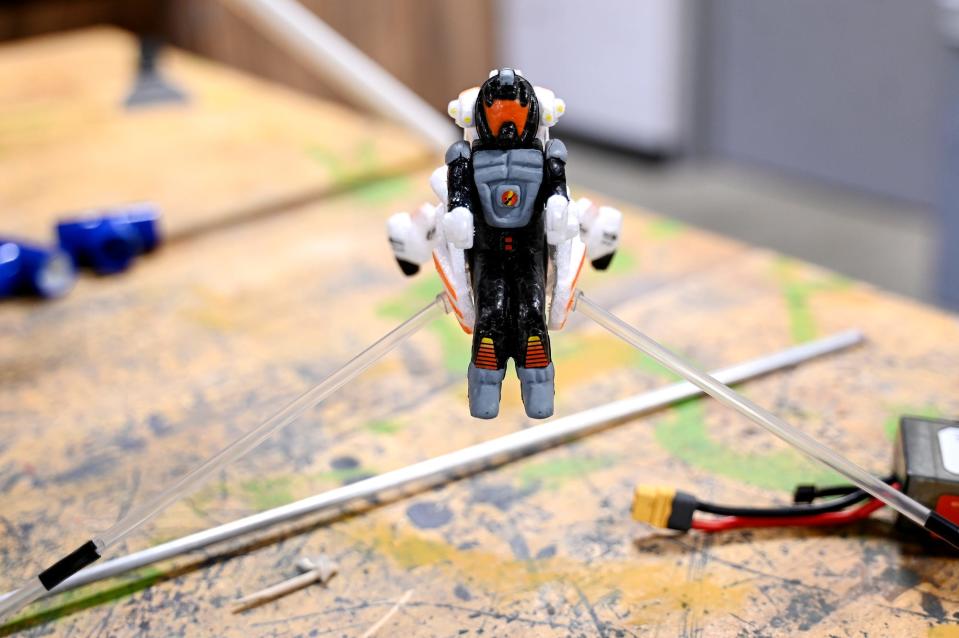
left=0, top=0, right=495, bottom=112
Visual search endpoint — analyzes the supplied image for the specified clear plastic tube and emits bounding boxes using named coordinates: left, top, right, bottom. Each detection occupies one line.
left=0, top=582, right=44, bottom=621
left=574, top=291, right=932, bottom=526
left=0, top=328, right=863, bottom=606
left=0, top=294, right=446, bottom=621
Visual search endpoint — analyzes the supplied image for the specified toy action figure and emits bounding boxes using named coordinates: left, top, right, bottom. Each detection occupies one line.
left=387, top=68, right=622, bottom=419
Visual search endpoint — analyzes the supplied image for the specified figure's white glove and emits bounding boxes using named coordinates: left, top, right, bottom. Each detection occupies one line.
left=387, top=203, right=441, bottom=275
left=545, top=194, right=578, bottom=246
left=443, top=206, right=474, bottom=249
left=575, top=197, right=622, bottom=270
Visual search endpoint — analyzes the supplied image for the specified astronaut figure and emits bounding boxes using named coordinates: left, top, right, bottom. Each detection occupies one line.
left=387, top=68, right=622, bottom=420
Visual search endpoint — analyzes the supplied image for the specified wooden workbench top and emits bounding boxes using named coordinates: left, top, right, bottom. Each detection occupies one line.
left=2, top=28, right=959, bottom=638
left=0, top=27, right=433, bottom=241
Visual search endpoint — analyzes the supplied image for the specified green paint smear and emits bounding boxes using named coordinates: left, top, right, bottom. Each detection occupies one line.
left=306, top=137, right=382, bottom=185
left=517, top=455, right=615, bottom=490
left=356, top=138, right=380, bottom=173
left=307, top=146, right=348, bottom=182
left=0, top=567, right=166, bottom=636
left=647, top=218, right=686, bottom=240
left=884, top=405, right=944, bottom=441
left=241, top=475, right=294, bottom=510
left=377, top=275, right=443, bottom=318
left=241, top=467, right=378, bottom=511
left=552, top=330, right=684, bottom=382
left=775, top=259, right=851, bottom=343
left=366, top=419, right=403, bottom=435
left=633, top=343, right=706, bottom=375
left=605, top=248, right=638, bottom=275
left=178, top=478, right=230, bottom=520
left=548, top=333, right=585, bottom=359
left=633, top=354, right=683, bottom=383
left=353, top=175, right=412, bottom=205
left=316, top=466, right=377, bottom=484
left=304, top=137, right=403, bottom=207
left=377, top=275, right=471, bottom=373
left=655, top=399, right=841, bottom=491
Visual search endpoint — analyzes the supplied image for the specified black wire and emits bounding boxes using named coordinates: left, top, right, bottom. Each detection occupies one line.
left=695, top=476, right=898, bottom=518
left=791, top=484, right=860, bottom=504
left=697, top=490, right=869, bottom=518
left=809, top=485, right=860, bottom=499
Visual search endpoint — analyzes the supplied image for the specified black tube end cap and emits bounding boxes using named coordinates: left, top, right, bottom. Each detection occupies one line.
left=925, top=512, right=959, bottom=550
left=38, top=540, right=100, bottom=591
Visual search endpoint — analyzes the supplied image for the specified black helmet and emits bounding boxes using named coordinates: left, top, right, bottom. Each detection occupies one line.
left=474, top=68, right=540, bottom=149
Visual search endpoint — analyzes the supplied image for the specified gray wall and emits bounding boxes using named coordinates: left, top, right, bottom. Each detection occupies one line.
left=704, top=0, right=947, bottom=206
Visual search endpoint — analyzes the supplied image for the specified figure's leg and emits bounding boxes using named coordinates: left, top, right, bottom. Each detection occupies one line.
left=513, top=248, right=554, bottom=419
left=468, top=252, right=509, bottom=419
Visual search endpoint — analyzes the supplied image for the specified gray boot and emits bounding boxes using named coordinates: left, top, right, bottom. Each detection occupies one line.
left=468, top=364, right=506, bottom=419
left=517, top=364, right=555, bottom=419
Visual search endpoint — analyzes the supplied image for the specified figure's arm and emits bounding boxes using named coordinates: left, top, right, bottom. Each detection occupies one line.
left=444, top=141, right=474, bottom=250
left=577, top=199, right=622, bottom=271
left=544, top=138, right=568, bottom=200
left=386, top=167, right=447, bottom=277
left=543, top=139, right=578, bottom=245
left=543, top=138, right=621, bottom=269
left=386, top=202, right=439, bottom=276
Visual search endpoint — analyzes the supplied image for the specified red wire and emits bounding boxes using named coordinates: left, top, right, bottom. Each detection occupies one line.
left=691, top=483, right=900, bottom=533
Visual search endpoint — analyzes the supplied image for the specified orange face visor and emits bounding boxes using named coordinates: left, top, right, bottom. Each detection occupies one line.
left=484, top=99, right=530, bottom=137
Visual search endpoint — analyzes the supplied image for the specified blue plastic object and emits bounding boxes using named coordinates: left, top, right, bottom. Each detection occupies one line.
left=0, top=238, right=76, bottom=299
left=57, top=204, right=162, bottom=275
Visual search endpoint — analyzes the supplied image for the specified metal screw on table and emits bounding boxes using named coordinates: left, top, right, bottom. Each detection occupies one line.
left=232, top=554, right=337, bottom=612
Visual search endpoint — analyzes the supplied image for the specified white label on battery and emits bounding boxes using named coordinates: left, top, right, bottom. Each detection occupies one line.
left=938, top=427, right=959, bottom=475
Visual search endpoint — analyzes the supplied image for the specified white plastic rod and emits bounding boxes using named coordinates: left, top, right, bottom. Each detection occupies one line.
left=0, top=295, right=447, bottom=621
left=220, top=0, right=456, bottom=151
left=574, top=291, right=959, bottom=547
left=0, top=328, right=864, bottom=605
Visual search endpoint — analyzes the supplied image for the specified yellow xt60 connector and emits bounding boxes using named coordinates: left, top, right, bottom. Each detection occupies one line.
left=631, top=485, right=677, bottom=528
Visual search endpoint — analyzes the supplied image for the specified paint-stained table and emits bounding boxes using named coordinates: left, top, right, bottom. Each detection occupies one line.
left=2, top=28, right=959, bottom=638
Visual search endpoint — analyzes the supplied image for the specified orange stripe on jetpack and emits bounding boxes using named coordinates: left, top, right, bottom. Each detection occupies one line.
left=570, top=250, right=587, bottom=294
left=559, top=250, right=589, bottom=330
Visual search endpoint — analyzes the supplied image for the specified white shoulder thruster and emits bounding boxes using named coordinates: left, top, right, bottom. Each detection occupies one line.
left=447, top=87, right=480, bottom=143
left=532, top=85, right=566, bottom=144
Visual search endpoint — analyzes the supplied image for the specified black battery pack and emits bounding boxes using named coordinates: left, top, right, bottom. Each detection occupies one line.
left=894, top=415, right=959, bottom=535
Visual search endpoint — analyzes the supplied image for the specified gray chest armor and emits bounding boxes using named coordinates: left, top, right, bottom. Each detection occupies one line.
left=472, top=149, right=544, bottom=229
